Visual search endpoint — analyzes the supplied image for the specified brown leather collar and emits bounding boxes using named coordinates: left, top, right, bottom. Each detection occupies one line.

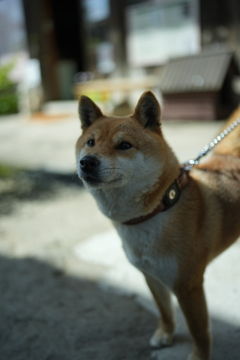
left=123, top=168, right=189, bottom=226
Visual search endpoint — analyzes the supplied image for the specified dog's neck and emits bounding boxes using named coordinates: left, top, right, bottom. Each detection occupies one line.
left=89, top=147, right=180, bottom=223
left=90, top=186, right=144, bottom=222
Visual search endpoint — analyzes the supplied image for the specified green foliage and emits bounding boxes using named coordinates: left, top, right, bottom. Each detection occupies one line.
left=0, top=60, right=18, bottom=115
left=0, top=62, right=14, bottom=89
left=0, top=164, right=18, bottom=178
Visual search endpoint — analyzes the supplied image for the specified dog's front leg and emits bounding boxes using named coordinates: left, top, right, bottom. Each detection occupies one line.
left=176, top=284, right=211, bottom=360
left=144, top=274, right=175, bottom=348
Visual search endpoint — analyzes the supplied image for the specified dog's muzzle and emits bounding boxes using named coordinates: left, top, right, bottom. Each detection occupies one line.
left=79, top=155, right=100, bottom=184
left=80, top=156, right=99, bottom=174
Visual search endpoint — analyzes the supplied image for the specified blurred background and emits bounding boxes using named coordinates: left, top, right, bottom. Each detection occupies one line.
left=1, top=0, right=240, bottom=119
left=1, top=1, right=240, bottom=360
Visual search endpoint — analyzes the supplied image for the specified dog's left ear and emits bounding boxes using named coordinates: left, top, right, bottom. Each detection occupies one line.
left=133, top=91, right=161, bottom=130
left=79, top=95, right=103, bottom=129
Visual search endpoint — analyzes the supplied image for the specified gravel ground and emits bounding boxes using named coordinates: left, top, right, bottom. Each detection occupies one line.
left=0, top=171, right=239, bottom=360
left=0, top=172, right=155, bottom=360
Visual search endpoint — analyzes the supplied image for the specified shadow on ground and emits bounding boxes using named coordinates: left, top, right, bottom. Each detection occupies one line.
left=0, top=256, right=239, bottom=360
left=0, top=170, right=83, bottom=216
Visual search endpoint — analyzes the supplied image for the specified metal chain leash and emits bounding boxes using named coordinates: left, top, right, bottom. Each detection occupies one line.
left=183, top=118, right=240, bottom=171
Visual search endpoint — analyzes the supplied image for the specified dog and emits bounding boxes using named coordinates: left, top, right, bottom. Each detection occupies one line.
left=76, top=91, right=240, bottom=360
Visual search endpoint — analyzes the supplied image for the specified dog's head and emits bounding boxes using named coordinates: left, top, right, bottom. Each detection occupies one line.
left=76, top=91, right=168, bottom=191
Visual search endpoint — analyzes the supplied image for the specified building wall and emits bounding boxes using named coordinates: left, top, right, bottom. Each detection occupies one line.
left=162, top=92, right=217, bottom=120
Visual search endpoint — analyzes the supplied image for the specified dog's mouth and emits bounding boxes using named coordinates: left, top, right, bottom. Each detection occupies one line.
left=81, top=174, right=102, bottom=186
left=82, top=174, right=101, bottom=185
left=81, top=173, right=123, bottom=188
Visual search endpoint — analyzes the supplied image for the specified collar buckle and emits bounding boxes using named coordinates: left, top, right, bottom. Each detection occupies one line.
left=123, top=168, right=188, bottom=226
left=162, top=180, right=181, bottom=211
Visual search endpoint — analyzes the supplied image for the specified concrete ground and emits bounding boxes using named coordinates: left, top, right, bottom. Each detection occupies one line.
left=0, top=109, right=239, bottom=360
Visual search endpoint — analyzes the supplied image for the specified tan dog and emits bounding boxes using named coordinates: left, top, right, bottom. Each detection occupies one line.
left=76, top=91, right=240, bottom=360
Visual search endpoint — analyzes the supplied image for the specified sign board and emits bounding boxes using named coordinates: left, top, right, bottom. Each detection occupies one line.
left=126, top=0, right=200, bottom=67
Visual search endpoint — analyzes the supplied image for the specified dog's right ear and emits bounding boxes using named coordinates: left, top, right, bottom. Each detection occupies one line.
left=133, top=91, right=161, bottom=130
left=79, top=96, right=103, bottom=129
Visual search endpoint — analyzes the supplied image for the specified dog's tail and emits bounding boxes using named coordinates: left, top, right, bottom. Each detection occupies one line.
left=214, top=106, right=240, bottom=157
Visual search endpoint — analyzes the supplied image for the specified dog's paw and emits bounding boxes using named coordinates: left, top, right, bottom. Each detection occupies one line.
left=149, top=328, right=173, bottom=348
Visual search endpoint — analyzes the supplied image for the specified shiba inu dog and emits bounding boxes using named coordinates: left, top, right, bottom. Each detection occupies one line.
left=76, top=91, right=240, bottom=360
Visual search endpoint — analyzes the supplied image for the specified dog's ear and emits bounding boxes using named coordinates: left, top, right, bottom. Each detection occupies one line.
left=79, top=96, right=103, bottom=129
left=133, top=91, right=161, bottom=130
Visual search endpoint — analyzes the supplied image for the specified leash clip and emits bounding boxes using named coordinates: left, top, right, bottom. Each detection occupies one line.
left=183, top=159, right=198, bottom=171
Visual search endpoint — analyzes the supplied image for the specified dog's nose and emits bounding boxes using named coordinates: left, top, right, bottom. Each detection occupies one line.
left=80, top=156, right=99, bottom=173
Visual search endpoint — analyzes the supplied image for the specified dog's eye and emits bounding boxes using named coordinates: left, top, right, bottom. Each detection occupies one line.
left=117, top=142, right=133, bottom=150
left=87, top=139, right=95, bottom=147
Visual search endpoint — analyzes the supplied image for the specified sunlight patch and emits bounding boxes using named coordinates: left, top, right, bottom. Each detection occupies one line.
left=74, top=228, right=157, bottom=314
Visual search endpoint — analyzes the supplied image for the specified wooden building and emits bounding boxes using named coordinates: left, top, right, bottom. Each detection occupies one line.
left=159, top=48, right=240, bottom=120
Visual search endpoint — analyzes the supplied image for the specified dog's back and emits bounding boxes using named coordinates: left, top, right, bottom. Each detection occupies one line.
left=196, top=105, right=240, bottom=181
left=194, top=107, right=240, bottom=258
left=213, top=106, right=240, bottom=157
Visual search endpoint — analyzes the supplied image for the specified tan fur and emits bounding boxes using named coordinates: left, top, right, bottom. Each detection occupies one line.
left=214, top=105, right=240, bottom=156
left=76, top=92, right=240, bottom=360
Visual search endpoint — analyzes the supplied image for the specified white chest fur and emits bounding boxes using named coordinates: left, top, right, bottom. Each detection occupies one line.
left=87, top=177, right=179, bottom=290
left=115, top=215, right=178, bottom=291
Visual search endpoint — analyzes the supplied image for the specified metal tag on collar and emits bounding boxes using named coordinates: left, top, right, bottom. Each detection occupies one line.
left=163, top=181, right=181, bottom=210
